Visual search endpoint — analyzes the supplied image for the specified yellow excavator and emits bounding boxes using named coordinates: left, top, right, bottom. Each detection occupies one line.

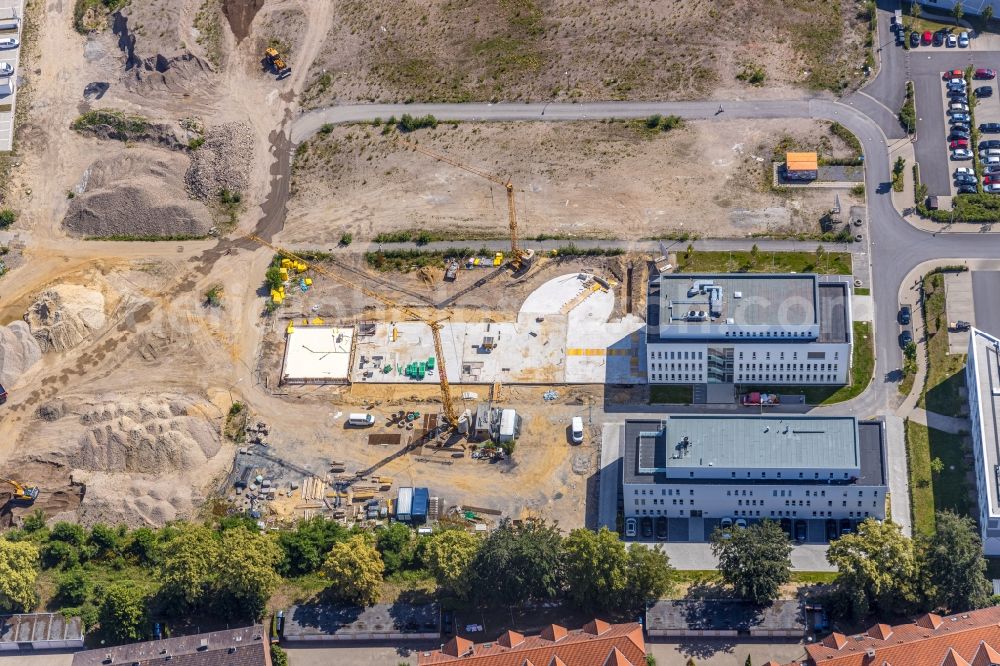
left=1, top=478, right=40, bottom=505
left=264, top=47, right=291, bottom=78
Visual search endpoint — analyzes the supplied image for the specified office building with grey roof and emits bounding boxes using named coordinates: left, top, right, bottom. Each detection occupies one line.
left=646, top=272, right=853, bottom=388
left=621, top=415, right=887, bottom=543
left=966, top=328, right=1000, bottom=555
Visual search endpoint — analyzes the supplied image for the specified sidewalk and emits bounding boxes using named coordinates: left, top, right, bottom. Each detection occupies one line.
left=908, top=406, right=968, bottom=434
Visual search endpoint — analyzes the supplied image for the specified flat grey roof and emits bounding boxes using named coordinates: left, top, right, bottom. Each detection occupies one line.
left=646, top=600, right=806, bottom=633
left=624, top=416, right=884, bottom=485
left=72, top=625, right=266, bottom=666
left=818, top=281, right=850, bottom=343
left=970, top=328, right=1000, bottom=515
left=659, top=274, right=817, bottom=327
left=0, top=613, right=83, bottom=645
left=283, top=603, right=439, bottom=639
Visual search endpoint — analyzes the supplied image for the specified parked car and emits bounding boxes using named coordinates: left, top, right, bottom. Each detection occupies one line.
left=0, top=63, right=12, bottom=77
left=955, top=173, right=976, bottom=184
left=952, top=148, right=974, bottom=160
left=948, top=78, right=967, bottom=87
left=624, top=517, right=637, bottom=538
left=976, top=86, right=994, bottom=98
left=955, top=167, right=976, bottom=176
left=826, top=519, right=839, bottom=541
left=947, top=33, right=958, bottom=47
left=985, top=164, right=1000, bottom=174
left=924, top=31, right=935, bottom=45
left=951, top=113, right=972, bottom=123
left=641, top=516, right=653, bottom=539
left=0, top=38, right=18, bottom=50
left=720, top=517, right=733, bottom=539
left=900, top=330, right=913, bottom=347
left=933, top=30, right=946, bottom=46
left=982, top=140, right=1000, bottom=149
left=655, top=516, right=668, bottom=541
left=951, top=121, right=971, bottom=130
left=735, top=518, right=748, bottom=529
left=944, top=68, right=965, bottom=80
left=949, top=87, right=969, bottom=97
left=986, top=183, right=1000, bottom=193
left=896, top=30, right=905, bottom=46
left=899, top=305, right=912, bottom=325
left=959, top=31, right=970, bottom=47
left=570, top=416, right=583, bottom=444
left=950, top=139, right=970, bottom=149
left=984, top=175, right=996, bottom=185
left=958, top=184, right=979, bottom=193
left=911, top=31, right=920, bottom=48
left=949, top=131, right=971, bottom=141
left=950, top=102, right=970, bottom=112
left=977, top=68, right=997, bottom=79
left=795, top=521, right=808, bottom=542
left=985, top=156, right=1000, bottom=165
left=982, top=122, right=1000, bottom=133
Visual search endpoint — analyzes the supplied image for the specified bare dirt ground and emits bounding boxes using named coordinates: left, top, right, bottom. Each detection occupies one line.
left=286, top=119, right=863, bottom=243
left=299, top=0, right=869, bottom=105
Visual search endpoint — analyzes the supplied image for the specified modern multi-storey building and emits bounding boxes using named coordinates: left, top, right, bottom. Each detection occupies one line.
left=621, top=415, right=887, bottom=541
left=646, top=273, right=853, bottom=386
left=965, top=327, right=1000, bottom=555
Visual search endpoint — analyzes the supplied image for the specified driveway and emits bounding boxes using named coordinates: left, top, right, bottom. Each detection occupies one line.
left=913, top=72, right=951, bottom=196
left=973, top=270, right=1000, bottom=338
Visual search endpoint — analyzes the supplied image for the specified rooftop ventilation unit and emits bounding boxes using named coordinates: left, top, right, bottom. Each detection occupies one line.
left=734, top=291, right=743, bottom=298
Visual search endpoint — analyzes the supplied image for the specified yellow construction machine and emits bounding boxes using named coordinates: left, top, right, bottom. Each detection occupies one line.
left=264, top=47, right=291, bottom=78
left=1, top=478, right=40, bottom=505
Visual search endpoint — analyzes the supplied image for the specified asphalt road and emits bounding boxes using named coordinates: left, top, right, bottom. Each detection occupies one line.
left=913, top=72, right=951, bottom=196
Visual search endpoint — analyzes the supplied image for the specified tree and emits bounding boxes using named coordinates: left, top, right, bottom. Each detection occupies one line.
left=216, top=527, right=282, bottom=621
left=265, top=266, right=284, bottom=291
left=40, top=540, right=79, bottom=570
left=815, top=244, right=826, bottom=268
left=470, top=519, right=564, bottom=605
left=745, top=656, right=752, bottom=666
left=55, top=568, right=88, bottom=606
left=827, top=519, right=920, bottom=620
left=276, top=517, right=347, bottom=576
left=99, top=584, right=146, bottom=643
left=159, top=525, right=220, bottom=613
left=712, top=520, right=791, bottom=606
left=89, top=524, right=121, bottom=559
left=920, top=511, right=991, bottom=612
left=271, top=645, right=289, bottom=666
left=930, top=457, right=945, bottom=476
left=424, top=530, right=480, bottom=596
left=322, top=534, right=384, bottom=606
left=911, top=1, right=921, bottom=18
left=377, top=522, right=416, bottom=574
left=750, top=244, right=761, bottom=266
left=0, top=539, right=39, bottom=611
left=953, top=1, right=964, bottom=21
left=562, top=527, right=630, bottom=610
left=50, top=522, right=87, bottom=547
left=125, top=527, right=157, bottom=566
left=985, top=5, right=994, bottom=23
left=624, top=544, right=676, bottom=610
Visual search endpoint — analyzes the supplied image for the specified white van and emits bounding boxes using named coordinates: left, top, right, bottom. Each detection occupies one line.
left=347, top=413, right=375, bottom=427
left=570, top=416, right=584, bottom=444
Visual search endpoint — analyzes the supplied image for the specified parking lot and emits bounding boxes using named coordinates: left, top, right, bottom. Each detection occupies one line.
left=0, top=0, right=23, bottom=151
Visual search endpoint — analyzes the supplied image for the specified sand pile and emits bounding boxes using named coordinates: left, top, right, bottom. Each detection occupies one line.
left=0, top=321, right=42, bottom=387
left=63, top=149, right=212, bottom=238
left=74, top=397, right=222, bottom=473
left=185, top=122, right=254, bottom=200
left=15, top=394, right=231, bottom=527
left=25, top=285, right=107, bottom=353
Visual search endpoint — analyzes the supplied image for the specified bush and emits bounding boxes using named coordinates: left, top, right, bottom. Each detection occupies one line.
left=264, top=266, right=284, bottom=291
left=397, top=114, right=437, bottom=132
left=319, top=123, right=335, bottom=135
left=55, top=568, right=88, bottom=606
left=204, top=285, right=223, bottom=307
left=851, top=184, right=865, bottom=197
left=892, top=157, right=906, bottom=192
left=829, top=122, right=863, bottom=157
left=899, top=82, right=916, bottom=133
left=0, top=208, right=16, bottom=228
left=736, top=63, right=766, bottom=85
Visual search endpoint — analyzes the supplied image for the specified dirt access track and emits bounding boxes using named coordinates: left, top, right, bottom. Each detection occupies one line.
left=286, top=118, right=863, bottom=243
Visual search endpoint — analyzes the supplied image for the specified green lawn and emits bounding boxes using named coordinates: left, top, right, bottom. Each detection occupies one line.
left=674, top=249, right=851, bottom=276
left=649, top=385, right=693, bottom=404
left=854, top=287, right=870, bottom=295
left=904, top=420, right=974, bottom=537
left=739, top=321, right=874, bottom=405
left=918, top=272, right=968, bottom=416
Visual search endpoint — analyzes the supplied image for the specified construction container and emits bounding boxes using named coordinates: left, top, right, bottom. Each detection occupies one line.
left=498, top=408, right=519, bottom=442
left=396, top=487, right=414, bottom=522
left=412, top=487, right=429, bottom=524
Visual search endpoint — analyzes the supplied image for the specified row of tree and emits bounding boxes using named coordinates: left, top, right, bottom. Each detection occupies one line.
left=711, top=513, right=993, bottom=618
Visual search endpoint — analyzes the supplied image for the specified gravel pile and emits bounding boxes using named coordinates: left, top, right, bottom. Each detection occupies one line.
left=185, top=121, right=254, bottom=200
left=62, top=150, right=212, bottom=238
left=26, top=285, right=107, bottom=352
left=0, top=321, right=42, bottom=387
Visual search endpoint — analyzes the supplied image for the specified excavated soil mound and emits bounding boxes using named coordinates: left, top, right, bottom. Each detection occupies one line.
left=0, top=321, right=42, bottom=387
left=63, top=150, right=212, bottom=238
left=25, top=285, right=107, bottom=353
left=185, top=122, right=254, bottom=200
left=11, top=394, right=231, bottom=527
left=223, top=0, right=265, bottom=43
left=74, top=397, right=222, bottom=473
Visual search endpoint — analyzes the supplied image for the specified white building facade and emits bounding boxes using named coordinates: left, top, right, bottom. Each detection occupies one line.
left=965, top=328, right=1000, bottom=555
left=646, top=274, right=853, bottom=385
left=621, top=415, right=887, bottom=535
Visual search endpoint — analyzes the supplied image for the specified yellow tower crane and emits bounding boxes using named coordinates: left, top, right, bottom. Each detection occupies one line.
left=246, top=235, right=459, bottom=427
left=398, top=138, right=535, bottom=271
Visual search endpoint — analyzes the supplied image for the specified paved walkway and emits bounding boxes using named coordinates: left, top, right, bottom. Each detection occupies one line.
left=909, top=407, right=968, bottom=434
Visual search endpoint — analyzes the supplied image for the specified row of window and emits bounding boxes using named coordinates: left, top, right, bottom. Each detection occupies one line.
left=651, top=350, right=704, bottom=360
left=638, top=487, right=876, bottom=497
left=636, top=509, right=875, bottom=518
left=636, top=498, right=878, bottom=509
left=740, top=362, right=837, bottom=372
